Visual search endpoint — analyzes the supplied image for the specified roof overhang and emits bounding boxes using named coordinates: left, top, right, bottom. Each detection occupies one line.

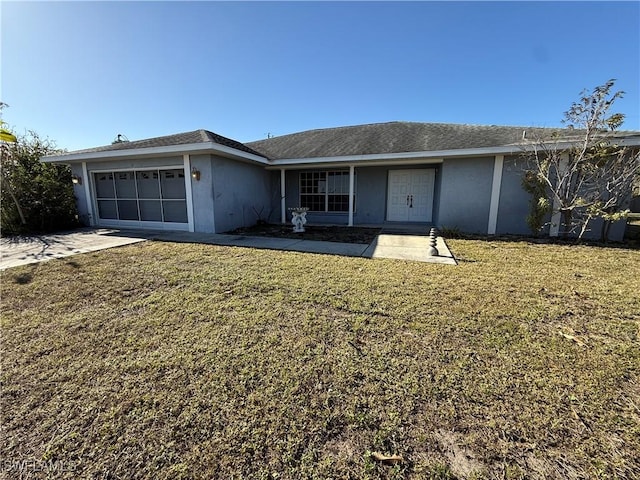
left=265, top=145, right=525, bottom=170
left=264, top=135, right=640, bottom=169
left=42, top=141, right=270, bottom=165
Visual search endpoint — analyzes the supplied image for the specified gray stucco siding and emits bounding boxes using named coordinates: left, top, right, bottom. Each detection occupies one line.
left=576, top=217, right=625, bottom=241
left=212, top=156, right=272, bottom=233
left=190, top=155, right=215, bottom=233
left=438, top=157, right=494, bottom=233
left=284, top=170, right=301, bottom=212
left=354, top=167, right=387, bottom=224
left=83, top=156, right=184, bottom=172
left=495, top=155, right=548, bottom=235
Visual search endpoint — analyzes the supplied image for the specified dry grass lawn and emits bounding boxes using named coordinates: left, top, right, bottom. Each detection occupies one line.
left=1, top=238, right=639, bottom=479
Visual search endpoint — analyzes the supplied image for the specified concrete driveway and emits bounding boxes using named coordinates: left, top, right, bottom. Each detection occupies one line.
left=0, top=228, right=148, bottom=270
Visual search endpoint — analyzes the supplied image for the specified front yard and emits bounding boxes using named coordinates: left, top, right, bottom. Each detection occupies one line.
left=1, top=239, right=639, bottom=479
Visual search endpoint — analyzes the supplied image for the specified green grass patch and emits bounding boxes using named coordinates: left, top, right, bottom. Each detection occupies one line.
left=1, top=239, right=639, bottom=479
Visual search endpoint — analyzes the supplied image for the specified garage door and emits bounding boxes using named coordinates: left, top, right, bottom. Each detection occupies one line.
left=93, top=168, right=189, bottom=229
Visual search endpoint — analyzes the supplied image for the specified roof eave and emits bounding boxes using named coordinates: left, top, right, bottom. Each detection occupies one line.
left=42, top=142, right=270, bottom=165
left=265, top=144, right=523, bottom=168
left=264, top=136, right=640, bottom=168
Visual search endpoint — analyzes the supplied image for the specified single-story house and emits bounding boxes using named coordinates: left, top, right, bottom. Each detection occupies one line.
left=43, top=122, right=640, bottom=240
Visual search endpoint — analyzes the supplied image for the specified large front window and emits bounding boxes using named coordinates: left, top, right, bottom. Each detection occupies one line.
left=300, top=171, right=355, bottom=212
left=94, top=169, right=187, bottom=223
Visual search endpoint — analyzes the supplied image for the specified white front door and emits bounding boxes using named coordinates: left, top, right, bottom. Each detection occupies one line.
left=386, top=169, right=435, bottom=222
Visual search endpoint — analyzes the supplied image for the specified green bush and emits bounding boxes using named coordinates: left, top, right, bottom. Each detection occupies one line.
left=521, top=170, right=551, bottom=236
left=1, top=131, right=79, bottom=235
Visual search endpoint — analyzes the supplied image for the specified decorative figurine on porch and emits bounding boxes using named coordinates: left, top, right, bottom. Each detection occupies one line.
left=289, top=207, right=309, bottom=233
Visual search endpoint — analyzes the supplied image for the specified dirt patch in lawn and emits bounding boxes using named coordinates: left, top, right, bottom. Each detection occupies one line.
left=228, top=223, right=381, bottom=244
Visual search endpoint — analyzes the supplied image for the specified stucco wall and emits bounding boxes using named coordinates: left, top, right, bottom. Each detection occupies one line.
left=84, top=157, right=184, bottom=172
left=190, top=155, right=215, bottom=233
left=438, top=157, right=494, bottom=233
left=354, top=167, right=387, bottom=224
left=212, top=156, right=272, bottom=233
left=495, top=155, right=550, bottom=235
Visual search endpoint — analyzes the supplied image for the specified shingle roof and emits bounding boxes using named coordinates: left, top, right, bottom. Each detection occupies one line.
left=63, top=129, right=266, bottom=158
left=57, top=122, right=640, bottom=162
left=245, top=121, right=574, bottom=160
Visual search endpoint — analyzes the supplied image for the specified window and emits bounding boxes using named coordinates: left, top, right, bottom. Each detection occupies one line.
left=94, top=168, right=187, bottom=223
left=300, top=171, right=355, bottom=212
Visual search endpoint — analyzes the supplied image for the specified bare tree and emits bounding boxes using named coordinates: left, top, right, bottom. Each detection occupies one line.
left=523, top=79, right=639, bottom=240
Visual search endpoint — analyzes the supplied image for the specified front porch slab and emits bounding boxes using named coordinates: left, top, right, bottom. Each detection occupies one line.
left=364, top=234, right=457, bottom=264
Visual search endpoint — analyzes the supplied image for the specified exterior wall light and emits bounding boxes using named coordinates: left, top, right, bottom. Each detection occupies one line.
left=191, top=168, right=201, bottom=181
left=71, top=174, right=82, bottom=185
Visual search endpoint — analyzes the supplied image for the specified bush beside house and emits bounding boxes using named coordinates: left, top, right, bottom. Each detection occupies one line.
left=1, top=131, right=79, bottom=235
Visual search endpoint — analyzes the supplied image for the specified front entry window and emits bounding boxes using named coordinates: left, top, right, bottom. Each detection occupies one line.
left=94, top=168, right=187, bottom=223
left=299, top=171, right=355, bottom=212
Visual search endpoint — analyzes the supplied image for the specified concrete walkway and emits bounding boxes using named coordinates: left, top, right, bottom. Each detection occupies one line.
left=1, top=227, right=456, bottom=270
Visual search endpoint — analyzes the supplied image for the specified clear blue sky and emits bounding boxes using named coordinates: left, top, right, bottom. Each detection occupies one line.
left=2, top=1, right=639, bottom=152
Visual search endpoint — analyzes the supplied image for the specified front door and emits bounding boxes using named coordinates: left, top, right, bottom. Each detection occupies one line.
left=386, top=169, right=435, bottom=222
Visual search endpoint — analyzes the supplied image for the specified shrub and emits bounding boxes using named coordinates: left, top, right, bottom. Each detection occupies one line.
left=1, top=131, right=79, bottom=235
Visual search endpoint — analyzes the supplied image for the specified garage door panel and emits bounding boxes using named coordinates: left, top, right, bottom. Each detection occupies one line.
left=162, top=200, right=188, bottom=223
left=97, top=200, right=117, bottom=219
left=139, top=200, right=162, bottom=221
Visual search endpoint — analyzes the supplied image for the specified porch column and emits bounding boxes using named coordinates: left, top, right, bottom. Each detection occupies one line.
left=348, top=165, right=355, bottom=226
left=81, top=161, right=95, bottom=226
left=183, top=154, right=195, bottom=232
left=280, top=169, right=286, bottom=224
left=487, top=155, right=504, bottom=234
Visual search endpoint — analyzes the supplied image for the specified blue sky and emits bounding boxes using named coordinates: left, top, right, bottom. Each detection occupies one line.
left=2, top=1, right=639, bottom=151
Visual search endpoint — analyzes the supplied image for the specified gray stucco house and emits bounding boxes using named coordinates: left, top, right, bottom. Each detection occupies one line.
left=43, top=122, right=640, bottom=240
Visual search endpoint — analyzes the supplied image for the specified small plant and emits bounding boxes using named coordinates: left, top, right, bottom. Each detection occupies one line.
left=252, top=205, right=269, bottom=225
left=439, top=226, right=462, bottom=238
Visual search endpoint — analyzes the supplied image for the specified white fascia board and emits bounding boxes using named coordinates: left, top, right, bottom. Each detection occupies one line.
left=42, top=142, right=269, bottom=165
